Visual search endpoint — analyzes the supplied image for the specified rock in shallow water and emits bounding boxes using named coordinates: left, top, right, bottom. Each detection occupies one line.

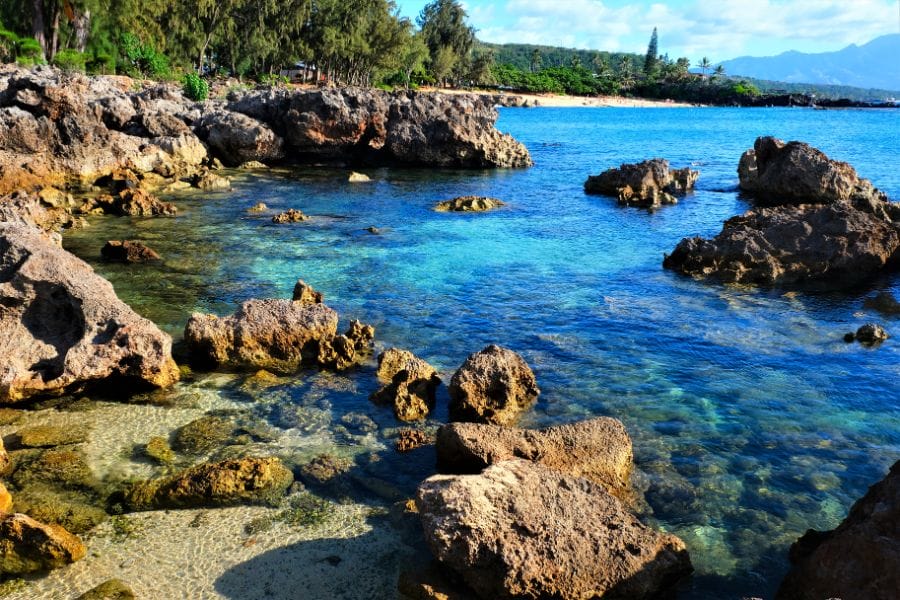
left=436, top=417, right=633, bottom=499
left=101, top=240, right=161, bottom=263
left=123, top=457, right=293, bottom=510
left=434, top=196, right=505, bottom=213
left=183, top=299, right=338, bottom=372
left=0, top=512, right=86, bottom=574
left=777, top=460, right=900, bottom=600
left=370, top=348, right=441, bottom=422
left=448, top=345, right=539, bottom=425
left=0, top=223, right=179, bottom=403
left=417, top=460, right=692, bottom=600
left=585, top=158, right=698, bottom=209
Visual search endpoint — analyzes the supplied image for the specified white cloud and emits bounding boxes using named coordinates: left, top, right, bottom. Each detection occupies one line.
left=468, top=0, right=899, bottom=61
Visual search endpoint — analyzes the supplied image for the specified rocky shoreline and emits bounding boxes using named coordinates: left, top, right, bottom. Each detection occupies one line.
left=0, top=64, right=897, bottom=599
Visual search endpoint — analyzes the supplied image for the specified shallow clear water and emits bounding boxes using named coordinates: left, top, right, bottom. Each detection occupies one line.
left=64, top=106, right=900, bottom=599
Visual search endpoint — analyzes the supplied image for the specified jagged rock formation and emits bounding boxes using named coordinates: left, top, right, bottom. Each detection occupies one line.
left=665, top=137, right=900, bottom=289
left=448, top=345, right=539, bottom=425
left=584, top=158, right=698, bottom=208
left=434, top=196, right=505, bottom=212
left=370, top=348, right=441, bottom=421
left=0, top=223, right=179, bottom=403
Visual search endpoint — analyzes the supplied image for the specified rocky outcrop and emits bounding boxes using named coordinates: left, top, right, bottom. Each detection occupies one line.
left=776, top=461, right=900, bottom=600
left=184, top=299, right=339, bottom=372
left=584, top=159, right=698, bottom=208
left=0, top=223, right=179, bottom=403
left=315, top=319, right=375, bottom=371
left=370, top=348, right=441, bottom=422
left=663, top=200, right=900, bottom=288
left=436, top=417, right=633, bottom=499
left=123, top=457, right=293, bottom=510
left=0, top=512, right=86, bottom=574
left=448, top=345, right=539, bottom=425
left=272, top=209, right=309, bottom=223
left=225, top=87, right=532, bottom=168
left=82, top=189, right=177, bottom=217
left=396, top=429, right=431, bottom=452
left=434, top=196, right=505, bottom=213
left=738, top=136, right=887, bottom=205
left=197, top=109, right=284, bottom=167
left=844, top=323, right=890, bottom=345
left=101, top=240, right=161, bottom=263
left=417, top=460, right=692, bottom=600
left=292, top=279, right=324, bottom=304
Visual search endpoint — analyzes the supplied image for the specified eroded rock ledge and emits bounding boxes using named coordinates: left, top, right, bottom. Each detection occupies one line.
left=0, top=66, right=532, bottom=197
left=664, top=137, right=900, bottom=289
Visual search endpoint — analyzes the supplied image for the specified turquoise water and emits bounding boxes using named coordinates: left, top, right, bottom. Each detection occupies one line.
left=64, top=107, right=900, bottom=599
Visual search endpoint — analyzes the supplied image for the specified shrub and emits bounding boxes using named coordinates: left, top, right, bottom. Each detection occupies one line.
left=117, top=32, right=170, bottom=79
left=86, top=52, right=116, bottom=75
left=52, top=49, right=86, bottom=72
left=257, top=73, right=289, bottom=87
left=183, top=72, right=209, bottom=101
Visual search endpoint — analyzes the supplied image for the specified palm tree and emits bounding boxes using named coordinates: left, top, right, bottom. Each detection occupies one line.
left=699, top=56, right=711, bottom=78
left=713, top=64, right=725, bottom=78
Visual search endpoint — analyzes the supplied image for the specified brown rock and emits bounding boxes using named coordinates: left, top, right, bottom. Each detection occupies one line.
left=396, top=429, right=431, bottom=453
left=434, top=196, right=505, bottom=213
left=448, top=345, right=539, bottom=425
left=316, top=320, right=375, bottom=371
left=398, top=563, right=478, bottom=600
left=0, top=512, right=86, bottom=574
left=184, top=299, right=339, bottom=373
left=101, top=240, right=161, bottom=263
left=371, top=348, right=440, bottom=422
left=863, top=291, right=900, bottom=316
left=75, top=578, right=136, bottom=600
left=584, top=158, right=699, bottom=209
left=0, top=437, right=9, bottom=475
left=85, top=189, right=177, bottom=217
left=738, top=136, right=887, bottom=205
left=123, top=456, right=293, bottom=510
left=853, top=323, right=890, bottom=345
left=417, top=460, right=692, bottom=600
left=192, top=170, right=231, bottom=191
left=777, top=460, right=900, bottom=600
left=198, top=109, right=285, bottom=167
left=663, top=200, right=900, bottom=289
left=292, top=279, right=323, bottom=304
left=436, top=417, right=633, bottom=499
left=272, top=209, right=309, bottom=223
left=0, top=223, right=179, bottom=403
left=0, top=482, right=12, bottom=513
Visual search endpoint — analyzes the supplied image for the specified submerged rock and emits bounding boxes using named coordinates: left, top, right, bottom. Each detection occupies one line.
left=75, top=579, right=136, bottom=600
left=417, top=460, right=692, bottom=600
left=171, top=415, right=236, bottom=456
left=13, top=425, right=90, bottom=448
left=123, top=456, right=293, bottom=510
left=0, top=512, right=86, bottom=574
left=101, top=240, right=161, bottom=263
left=436, top=417, right=633, bottom=499
left=863, top=291, right=900, bottom=316
left=395, top=429, right=431, bottom=453
left=738, top=136, right=887, bottom=205
left=272, top=208, right=309, bottom=223
left=370, top=348, right=441, bottom=422
left=434, top=196, right=505, bottom=213
left=777, top=460, right=900, bottom=600
left=584, top=158, right=698, bottom=208
left=448, top=345, right=539, bottom=425
left=0, top=223, right=179, bottom=403
left=192, top=170, right=232, bottom=191
left=183, top=299, right=338, bottom=372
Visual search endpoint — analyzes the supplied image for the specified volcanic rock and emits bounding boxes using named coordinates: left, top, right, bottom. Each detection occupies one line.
left=584, top=158, right=698, bottom=208
left=371, top=348, right=441, bottom=422
left=448, top=345, right=539, bottom=425
left=436, top=417, right=633, bottom=498
left=0, top=223, right=179, bottom=403
left=434, top=196, right=505, bottom=212
left=844, top=323, right=890, bottom=345
left=417, top=460, right=692, bottom=600
left=272, top=208, right=308, bottom=223
left=197, top=109, right=284, bottom=167
left=101, top=240, right=161, bottom=263
left=292, top=279, right=323, bottom=304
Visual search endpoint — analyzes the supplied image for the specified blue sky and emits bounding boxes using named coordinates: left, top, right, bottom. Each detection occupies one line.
left=395, top=0, right=900, bottom=62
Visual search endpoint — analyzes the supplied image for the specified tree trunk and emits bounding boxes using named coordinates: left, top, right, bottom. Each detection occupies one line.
left=73, top=9, right=91, bottom=52
left=49, top=6, right=60, bottom=60
left=32, top=0, right=47, bottom=59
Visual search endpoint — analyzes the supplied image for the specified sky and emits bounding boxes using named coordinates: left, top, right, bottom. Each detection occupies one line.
left=395, top=0, right=900, bottom=62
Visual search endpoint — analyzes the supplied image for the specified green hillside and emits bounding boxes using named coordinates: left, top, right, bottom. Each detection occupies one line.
left=475, top=41, right=641, bottom=72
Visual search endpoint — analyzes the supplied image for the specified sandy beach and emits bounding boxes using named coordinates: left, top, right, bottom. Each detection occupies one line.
left=425, top=87, right=699, bottom=108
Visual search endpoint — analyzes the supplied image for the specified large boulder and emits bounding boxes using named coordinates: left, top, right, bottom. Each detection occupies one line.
left=123, top=457, right=293, bottom=510
left=584, top=158, right=698, bottom=208
left=184, top=299, right=339, bottom=372
left=776, top=460, right=900, bottom=600
left=448, top=345, right=539, bottom=425
left=370, top=348, right=441, bottom=421
left=738, top=136, right=887, bottom=205
left=436, top=417, right=633, bottom=499
left=434, top=196, right=505, bottom=213
left=417, top=460, right=692, bottom=600
left=0, top=223, right=179, bottom=403
left=663, top=199, right=900, bottom=289
left=0, top=512, right=86, bottom=574
left=198, top=109, right=285, bottom=166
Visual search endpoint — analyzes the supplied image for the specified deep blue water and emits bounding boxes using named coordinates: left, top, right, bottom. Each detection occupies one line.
left=65, top=106, right=900, bottom=599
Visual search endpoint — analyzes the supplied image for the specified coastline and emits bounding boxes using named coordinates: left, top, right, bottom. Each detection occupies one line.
left=424, top=87, right=699, bottom=108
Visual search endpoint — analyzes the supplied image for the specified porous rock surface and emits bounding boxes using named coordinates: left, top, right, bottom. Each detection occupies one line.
left=434, top=196, right=505, bottom=212
left=448, top=345, right=539, bottom=425
left=436, top=417, right=633, bottom=498
left=0, top=223, right=179, bottom=403
left=0, top=512, right=86, bottom=574
left=370, top=348, right=441, bottom=421
left=584, top=158, right=698, bottom=208
left=417, top=460, right=692, bottom=600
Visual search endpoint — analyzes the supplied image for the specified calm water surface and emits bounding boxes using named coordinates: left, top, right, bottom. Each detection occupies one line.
left=65, top=107, right=900, bottom=599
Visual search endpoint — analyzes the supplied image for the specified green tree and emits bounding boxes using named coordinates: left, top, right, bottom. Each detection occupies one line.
left=417, top=0, right=474, bottom=86
left=398, top=31, right=429, bottom=89
left=699, top=56, right=711, bottom=78
left=643, top=26, right=658, bottom=78
left=530, top=48, right=541, bottom=73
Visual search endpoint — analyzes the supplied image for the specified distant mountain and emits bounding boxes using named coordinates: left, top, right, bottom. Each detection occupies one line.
left=718, top=34, right=900, bottom=92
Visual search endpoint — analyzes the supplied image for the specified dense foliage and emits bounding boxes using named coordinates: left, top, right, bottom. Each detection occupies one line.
left=182, top=72, right=209, bottom=101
